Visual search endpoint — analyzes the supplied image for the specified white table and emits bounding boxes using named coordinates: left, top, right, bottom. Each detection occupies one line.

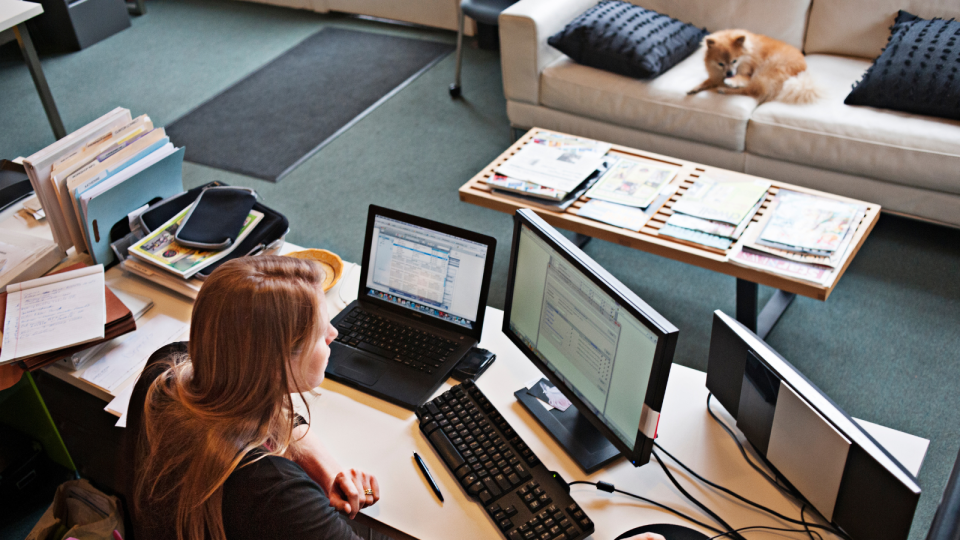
left=25, top=237, right=926, bottom=538
left=306, top=307, right=929, bottom=540
left=0, top=0, right=66, bottom=139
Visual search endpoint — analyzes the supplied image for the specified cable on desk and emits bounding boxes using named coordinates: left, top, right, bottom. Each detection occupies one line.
left=706, top=394, right=786, bottom=492
left=652, top=441, right=844, bottom=537
left=650, top=449, right=746, bottom=540
left=706, top=525, right=827, bottom=540
left=800, top=505, right=824, bottom=540
left=566, top=480, right=721, bottom=534
left=704, top=395, right=849, bottom=540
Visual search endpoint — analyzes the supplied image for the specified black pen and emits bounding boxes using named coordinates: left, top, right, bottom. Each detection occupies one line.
left=414, top=452, right=444, bottom=502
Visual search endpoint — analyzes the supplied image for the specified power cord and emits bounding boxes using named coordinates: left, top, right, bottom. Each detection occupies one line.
left=566, top=480, right=722, bottom=534
left=652, top=441, right=842, bottom=537
left=650, top=449, right=746, bottom=540
left=703, top=394, right=849, bottom=540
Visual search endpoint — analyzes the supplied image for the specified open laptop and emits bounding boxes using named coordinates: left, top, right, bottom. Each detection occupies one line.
left=326, top=205, right=496, bottom=409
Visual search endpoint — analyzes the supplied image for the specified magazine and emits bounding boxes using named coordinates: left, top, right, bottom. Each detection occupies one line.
left=577, top=200, right=650, bottom=231
left=757, top=190, right=863, bottom=253
left=495, top=133, right=611, bottom=193
left=671, top=177, right=771, bottom=225
left=128, top=206, right=263, bottom=278
left=585, top=157, right=679, bottom=208
left=486, top=174, right=567, bottom=201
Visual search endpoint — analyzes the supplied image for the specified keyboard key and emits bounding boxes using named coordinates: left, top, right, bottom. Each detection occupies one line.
left=495, top=474, right=511, bottom=491
left=479, top=490, right=493, bottom=504
left=508, top=531, right=523, bottom=540
left=498, top=519, right=514, bottom=531
left=427, top=429, right=465, bottom=471
left=357, top=341, right=393, bottom=358
left=482, top=477, right=502, bottom=498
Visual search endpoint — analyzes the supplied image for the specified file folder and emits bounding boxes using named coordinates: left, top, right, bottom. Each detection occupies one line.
left=81, top=147, right=185, bottom=265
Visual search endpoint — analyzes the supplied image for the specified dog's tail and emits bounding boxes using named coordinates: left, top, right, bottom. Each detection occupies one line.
left=777, top=71, right=824, bottom=104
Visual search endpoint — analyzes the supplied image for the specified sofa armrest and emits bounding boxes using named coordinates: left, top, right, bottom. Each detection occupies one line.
left=499, top=0, right=598, bottom=106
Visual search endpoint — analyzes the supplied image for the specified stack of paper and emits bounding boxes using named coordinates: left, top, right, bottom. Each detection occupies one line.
left=491, top=133, right=611, bottom=204
left=730, top=190, right=864, bottom=284
left=22, top=108, right=185, bottom=265
left=0, top=264, right=137, bottom=371
left=659, top=176, right=770, bottom=250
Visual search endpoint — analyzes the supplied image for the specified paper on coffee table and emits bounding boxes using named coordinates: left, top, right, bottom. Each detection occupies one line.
left=496, top=134, right=611, bottom=192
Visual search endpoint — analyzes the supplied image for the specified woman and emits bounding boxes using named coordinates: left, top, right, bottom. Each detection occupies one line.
left=123, top=256, right=377, bottom=540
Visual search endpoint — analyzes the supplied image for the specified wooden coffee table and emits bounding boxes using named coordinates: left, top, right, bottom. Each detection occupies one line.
left=459, top=128, right=880, bottom=338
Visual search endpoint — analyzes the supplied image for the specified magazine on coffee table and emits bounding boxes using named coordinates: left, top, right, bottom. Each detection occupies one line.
left=585, top=157, right=679, bottom=208
left=496, top=133, right=611, bottom=193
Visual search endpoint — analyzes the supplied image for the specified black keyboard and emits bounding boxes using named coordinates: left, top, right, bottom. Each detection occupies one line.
left=416, top=380, right=594, bottom=540
left=334, top=308, right=457, bottom=376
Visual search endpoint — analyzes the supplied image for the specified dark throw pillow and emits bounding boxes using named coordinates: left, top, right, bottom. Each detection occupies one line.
left=547, top=0, right=707, bottom=79
left=845, top=11, right=960, bottom=121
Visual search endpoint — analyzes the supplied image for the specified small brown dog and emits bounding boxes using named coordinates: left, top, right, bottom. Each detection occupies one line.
left=688, top=29, right=821, bottom=104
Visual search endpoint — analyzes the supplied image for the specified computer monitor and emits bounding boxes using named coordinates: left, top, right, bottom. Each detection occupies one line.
left=706, top=309, right=921, bottom=540
left=502, top=209, right=679, bottom=471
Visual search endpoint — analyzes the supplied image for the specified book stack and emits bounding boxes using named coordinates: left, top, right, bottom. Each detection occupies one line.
left=576, top=156, right=680, bottom=231
left=732, top=190, right=865, bottom=284
left=658, top=176, right=771, bottom=251
left=0, top=264, right=136, bottom=371
left=22, top=108, right=185, bottom=266
left=489, top=133, right=613, bottom=212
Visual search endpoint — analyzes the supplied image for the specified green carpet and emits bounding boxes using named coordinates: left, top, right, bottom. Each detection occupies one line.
left=1, top=1, right=958, bottom=539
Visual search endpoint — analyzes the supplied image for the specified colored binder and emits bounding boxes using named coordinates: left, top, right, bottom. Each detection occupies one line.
left=81, top=147, right=185, bottom=265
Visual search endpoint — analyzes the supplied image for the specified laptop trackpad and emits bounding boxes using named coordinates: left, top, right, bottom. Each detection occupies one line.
left=334, top=353, right=383, bottom=386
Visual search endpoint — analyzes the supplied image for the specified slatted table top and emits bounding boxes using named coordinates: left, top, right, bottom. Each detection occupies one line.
left=459, top=128, right=881, bottom=301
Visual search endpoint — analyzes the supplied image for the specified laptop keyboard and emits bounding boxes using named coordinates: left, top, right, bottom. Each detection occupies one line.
left=334, top=308, right=457, bottom=375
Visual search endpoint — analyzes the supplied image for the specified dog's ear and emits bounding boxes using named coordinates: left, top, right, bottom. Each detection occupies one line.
left=705, top=37, right=715, bottom=48
left=733, top=34, right=746, bottom=47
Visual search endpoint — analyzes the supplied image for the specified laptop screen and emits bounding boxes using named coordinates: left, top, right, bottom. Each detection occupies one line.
left=364, top=214, right=490, bottom=330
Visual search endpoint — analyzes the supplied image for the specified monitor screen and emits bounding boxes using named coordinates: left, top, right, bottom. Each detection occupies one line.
left=503, top=209, right=678, bottom=464
left=365, top=213, right=490, bottom=330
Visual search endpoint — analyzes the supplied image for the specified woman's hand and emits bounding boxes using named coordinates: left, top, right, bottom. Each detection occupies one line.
left=285, top=423, right=381, bottom=518
left=329, top=468, right=380, bottom=519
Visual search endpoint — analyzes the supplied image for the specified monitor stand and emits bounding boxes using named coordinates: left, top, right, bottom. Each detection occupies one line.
left=514, top=387, right=620, bottom=474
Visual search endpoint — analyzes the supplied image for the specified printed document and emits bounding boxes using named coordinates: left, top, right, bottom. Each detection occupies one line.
left=81, top=313, right=187, bottom=393
left=0, top=266, right=105, bottom=364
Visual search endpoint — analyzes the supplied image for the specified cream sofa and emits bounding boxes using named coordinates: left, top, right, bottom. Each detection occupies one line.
left=241, top=0, right=466, bottom=33
left=499, top=0, right=960, bottom=227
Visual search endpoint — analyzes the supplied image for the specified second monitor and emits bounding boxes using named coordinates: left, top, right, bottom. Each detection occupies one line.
left=502, top=209, right=679, bottom=471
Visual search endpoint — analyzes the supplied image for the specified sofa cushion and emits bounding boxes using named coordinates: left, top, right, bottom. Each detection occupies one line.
left=631, top=0, right=812, bottom=50
left=546, top=1, right=707, bottom=79
left=745, top=54, right=960, bottom=196
left=540, top=48, right=759, bottom=151
left=844, top=11, right=960, bottom=121
left=804, top=0, right=960, bottom=59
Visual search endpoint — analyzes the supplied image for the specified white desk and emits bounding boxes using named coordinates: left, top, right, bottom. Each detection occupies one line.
left=0, top=0, right=66, bottom=139
left=21, top=236, right=926, bottom=538
left=307, top=305, right=929, bottom=540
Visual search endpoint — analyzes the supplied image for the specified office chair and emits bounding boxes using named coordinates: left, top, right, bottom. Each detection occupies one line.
left=449, top=0, right=518, bottom=98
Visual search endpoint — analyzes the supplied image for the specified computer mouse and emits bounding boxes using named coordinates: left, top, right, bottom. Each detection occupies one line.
left=615, top=523, right=709, bottom=540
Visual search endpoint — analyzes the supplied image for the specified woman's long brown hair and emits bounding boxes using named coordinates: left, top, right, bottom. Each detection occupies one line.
left=134, top=256, right=326, bottom=540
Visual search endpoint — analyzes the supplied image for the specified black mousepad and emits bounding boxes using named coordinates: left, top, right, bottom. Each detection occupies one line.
left=615, top=523, right=709, bottom=540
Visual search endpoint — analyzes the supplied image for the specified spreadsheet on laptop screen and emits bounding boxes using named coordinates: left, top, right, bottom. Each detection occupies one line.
left=365, top=215, right=489, bottom=329
left=509, top=225, right=659, bottom=450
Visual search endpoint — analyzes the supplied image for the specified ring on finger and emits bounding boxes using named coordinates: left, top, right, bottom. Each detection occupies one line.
left=364, top=488, right=374, bottom=495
